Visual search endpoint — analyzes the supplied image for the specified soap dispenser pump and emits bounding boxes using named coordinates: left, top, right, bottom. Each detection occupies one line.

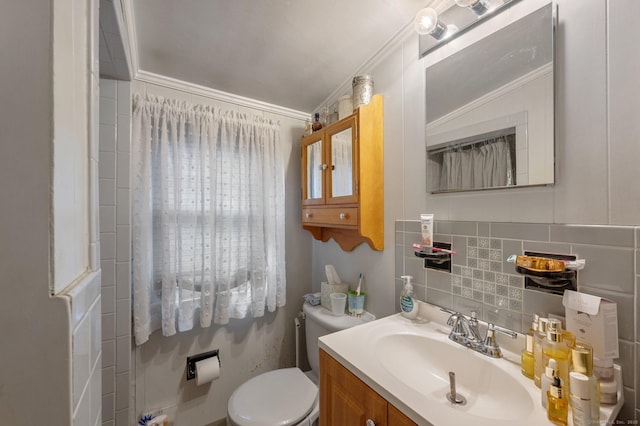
left=400, top=275, right=419, bottom=319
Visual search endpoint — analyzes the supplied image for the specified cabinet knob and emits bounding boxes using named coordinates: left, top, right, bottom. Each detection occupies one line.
left=339, top=212, right=348, bottom=220
left=320, top=164, right=328, bottom=170
left=305, top=212, right=312, bottom=219
left=366, top=420, right=376, bottom=426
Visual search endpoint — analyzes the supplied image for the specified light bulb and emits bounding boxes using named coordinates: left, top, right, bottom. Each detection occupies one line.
left=414, top=7, right=448, bottom=40
left=455, top=0, right=489, bottom=16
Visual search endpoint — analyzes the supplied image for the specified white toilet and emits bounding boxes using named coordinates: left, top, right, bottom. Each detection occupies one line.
left=227, top=302, right=375, bottom=426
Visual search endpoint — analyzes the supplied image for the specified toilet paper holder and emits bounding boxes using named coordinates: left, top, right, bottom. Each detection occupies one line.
left=186, top=349, right=219, bottom=381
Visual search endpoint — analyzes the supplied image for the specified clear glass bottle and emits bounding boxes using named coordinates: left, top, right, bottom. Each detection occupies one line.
left=547, top=374, right=568, bottom=425
left=321, top=105, right=330, bottom=126
left=562, top=329, right=576, bottom=350
left=542, top=319, right=570, bottom=395
left=521, top=326, right=534, bottom=379
left=571, top=343, right=600, bottom=421
left=303, top=119, right=312, bottom=136
left=534, top=316, right=549, bottom=387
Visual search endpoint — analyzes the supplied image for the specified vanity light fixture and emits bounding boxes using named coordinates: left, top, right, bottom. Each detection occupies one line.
left=414, top=7, right=448, bottom=40
left=454, top=0, right=490, bottom=16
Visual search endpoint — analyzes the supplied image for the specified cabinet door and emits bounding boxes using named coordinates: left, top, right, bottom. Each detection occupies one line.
left=320, top=350, right=387, bottom=426
left=388, top=404, right=418, bottom=426
left=326, top=116, right=358, bottom=205
left=301, top=134, right=325, bottom=205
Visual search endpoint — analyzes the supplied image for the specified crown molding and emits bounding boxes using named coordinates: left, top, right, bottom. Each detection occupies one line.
left=314, top=20, right=417, bottom=113
left=135, top=70, right=311, bottom=121
left=120, top=0, right=139, bottom=77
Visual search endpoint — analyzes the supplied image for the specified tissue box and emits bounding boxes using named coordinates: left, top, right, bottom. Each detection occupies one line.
left=320, top=282, right=348, bottom=310
left=562, top=290, right=619, bottom=359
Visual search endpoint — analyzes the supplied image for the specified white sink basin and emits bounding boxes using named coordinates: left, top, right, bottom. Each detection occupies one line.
left=375, top=333, right=533, bottom=422
left=320, top=302, right=623, bottom=425
left=318, top=303, right=551, bottom=425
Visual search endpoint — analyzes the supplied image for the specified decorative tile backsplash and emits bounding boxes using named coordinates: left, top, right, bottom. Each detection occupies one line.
left=395, top=220, right=639, bottom=421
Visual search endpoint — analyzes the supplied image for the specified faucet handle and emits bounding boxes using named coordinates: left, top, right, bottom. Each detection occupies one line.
left=482, top=325, right=501, bottom=357
left=482, top=324, right=517, bottom=357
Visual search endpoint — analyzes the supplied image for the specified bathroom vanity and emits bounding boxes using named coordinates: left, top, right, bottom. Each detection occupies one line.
left=319, top=349, right=416, bottom=425
left=319, top=302, right=624, bottom=425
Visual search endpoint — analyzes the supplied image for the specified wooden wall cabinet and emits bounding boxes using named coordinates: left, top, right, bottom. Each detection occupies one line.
left=301, top=95, right=384, bottom=251
left=319, top=349, right=417, bottom=426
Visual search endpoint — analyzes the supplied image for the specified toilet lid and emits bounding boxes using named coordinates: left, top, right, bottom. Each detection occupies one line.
left=228, top=368, right=318, bottom=426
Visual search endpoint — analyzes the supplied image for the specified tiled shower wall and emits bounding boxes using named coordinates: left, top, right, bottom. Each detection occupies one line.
left=396, top=220, right=638, bottom=421
left=99, top=79, right=132, bottom=425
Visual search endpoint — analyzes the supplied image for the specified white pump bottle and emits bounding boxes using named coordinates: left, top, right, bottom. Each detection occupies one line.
left=400, top=275, right=419, bottom=319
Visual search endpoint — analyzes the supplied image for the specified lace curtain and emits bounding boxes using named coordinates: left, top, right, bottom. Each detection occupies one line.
left=131, top=94, right=286, bottom=345
left=439, top=135, right=515, bottom=191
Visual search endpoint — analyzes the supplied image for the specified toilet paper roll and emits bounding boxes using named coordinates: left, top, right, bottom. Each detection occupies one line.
left=195, top=355, right=220, bottom=386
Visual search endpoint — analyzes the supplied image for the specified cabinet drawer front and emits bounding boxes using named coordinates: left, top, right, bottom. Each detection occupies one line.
left=302, top=207, right=358, bottom=226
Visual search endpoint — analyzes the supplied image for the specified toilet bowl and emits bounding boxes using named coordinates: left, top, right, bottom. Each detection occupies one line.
left=227, top=302, right=375, bottom=426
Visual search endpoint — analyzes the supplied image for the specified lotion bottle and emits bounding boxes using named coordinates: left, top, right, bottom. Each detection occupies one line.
left=569, top=372, right=594, bottom=426
left=399, top=275, right=418, bottom=319
left=571, top=343, right=600, bottom=421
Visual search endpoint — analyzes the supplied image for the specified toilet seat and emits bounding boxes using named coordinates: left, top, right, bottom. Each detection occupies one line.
left=227, top=368, right=318, bottom=426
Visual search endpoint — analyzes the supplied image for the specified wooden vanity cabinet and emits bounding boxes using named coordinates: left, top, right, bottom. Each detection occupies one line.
left=301, top=95, right=383, bottom=251
left=319, top=349, right=417, bottom=426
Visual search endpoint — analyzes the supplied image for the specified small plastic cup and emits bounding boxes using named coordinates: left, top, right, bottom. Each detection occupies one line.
left=348, top=290, right=365, bottom=316
left=329, top=292, right=347, bottom=316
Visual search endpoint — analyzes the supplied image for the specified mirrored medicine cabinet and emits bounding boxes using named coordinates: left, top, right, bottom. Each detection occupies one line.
left=424, top=1, right=556, bottom=193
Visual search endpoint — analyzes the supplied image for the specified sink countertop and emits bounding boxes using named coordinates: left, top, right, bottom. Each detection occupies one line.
left=319, top=301, right=623, bottom=426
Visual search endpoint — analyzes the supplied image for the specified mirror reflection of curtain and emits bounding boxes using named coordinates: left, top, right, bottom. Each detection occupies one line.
left=331, top=130, right=352, bottom=197
left=307, top=142, right=322, bottom=198
left=440, top=135, right=515, bottom=190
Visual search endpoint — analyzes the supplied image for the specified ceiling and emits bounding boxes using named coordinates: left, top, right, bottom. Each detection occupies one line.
left=126, top=0, right=431, bottom=113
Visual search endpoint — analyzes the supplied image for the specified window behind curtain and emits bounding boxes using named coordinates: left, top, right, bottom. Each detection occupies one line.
left=132, top=94, right=286, bottom=345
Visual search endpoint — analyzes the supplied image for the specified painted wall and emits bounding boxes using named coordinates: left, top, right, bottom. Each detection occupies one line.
left=313, top=0, right=640, bottom=330
left=130, top=80, right=312, bottom=424
left=311, top=0, right=640, bottom=420
left=0, top=0, right=100, bottom=424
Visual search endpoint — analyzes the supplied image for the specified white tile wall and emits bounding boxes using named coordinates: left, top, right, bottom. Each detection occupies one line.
left=69, top=271, right=102, bottom=426
left=99, top=78, right=132, bottom=425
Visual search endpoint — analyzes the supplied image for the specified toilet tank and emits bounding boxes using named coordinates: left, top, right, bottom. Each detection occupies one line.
left=302, top=302, right=375, bottom=377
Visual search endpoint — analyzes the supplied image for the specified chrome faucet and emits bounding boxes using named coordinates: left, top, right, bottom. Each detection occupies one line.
left=443, top=310, right=517, bottom=358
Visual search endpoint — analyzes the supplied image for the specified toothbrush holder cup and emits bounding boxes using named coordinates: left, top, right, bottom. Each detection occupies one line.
left=347, top=290, right=365, bottom=316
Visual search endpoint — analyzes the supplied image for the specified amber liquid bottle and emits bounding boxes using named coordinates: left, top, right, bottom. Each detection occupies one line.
left=311, top=112, right=323, bottom=132
left=534, top=317, right=549, bottom=387
left=542, top=319, right=570, bottom=394
left=547, top=375, right=568, bottom=425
